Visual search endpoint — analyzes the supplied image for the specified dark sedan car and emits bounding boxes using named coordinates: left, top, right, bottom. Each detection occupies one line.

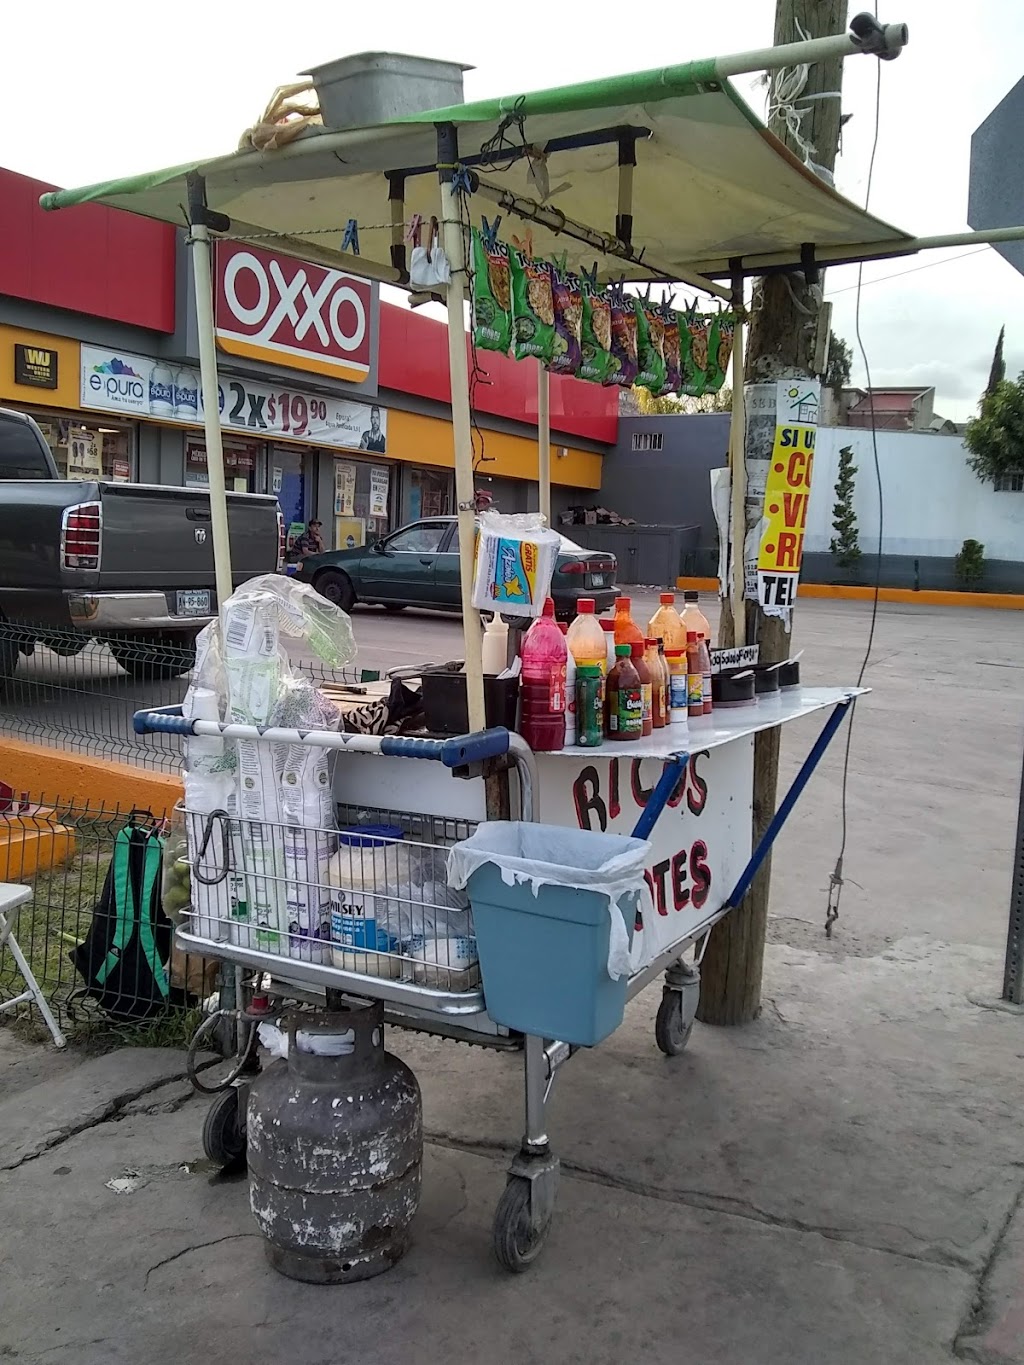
left=293, top=516, right=618, bottom=619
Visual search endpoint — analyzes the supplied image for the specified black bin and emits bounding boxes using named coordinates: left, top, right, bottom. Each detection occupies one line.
left=421, top=672, right=520, bottom=736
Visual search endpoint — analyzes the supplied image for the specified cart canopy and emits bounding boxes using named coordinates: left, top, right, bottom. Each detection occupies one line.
left=40, top=58, right=910, bottom=284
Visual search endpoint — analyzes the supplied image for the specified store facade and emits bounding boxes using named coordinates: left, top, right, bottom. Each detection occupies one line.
left=1, top=166, right=617, bottom=545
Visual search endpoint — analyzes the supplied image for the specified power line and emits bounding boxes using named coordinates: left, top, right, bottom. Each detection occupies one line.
left=827, top=246, right=990, bottom=296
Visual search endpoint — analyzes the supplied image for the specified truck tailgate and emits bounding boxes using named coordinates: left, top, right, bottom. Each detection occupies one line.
left=97, top=485, right=279, bottom=589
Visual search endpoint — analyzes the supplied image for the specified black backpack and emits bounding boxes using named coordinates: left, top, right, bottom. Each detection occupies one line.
left=70, top=817, right=171, bottom=1021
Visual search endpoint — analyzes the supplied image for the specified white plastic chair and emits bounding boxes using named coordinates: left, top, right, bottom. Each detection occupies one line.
left=0, top=883, right=66, bottom=1048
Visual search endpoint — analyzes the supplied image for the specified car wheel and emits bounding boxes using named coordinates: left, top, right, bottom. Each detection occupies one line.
left=313, top=570, right=355, bottom=613
left=109, top=635, right=196, bottom=681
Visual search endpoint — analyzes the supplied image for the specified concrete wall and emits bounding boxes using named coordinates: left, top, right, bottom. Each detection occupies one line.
left=596, top=416, right=1024, bottom=592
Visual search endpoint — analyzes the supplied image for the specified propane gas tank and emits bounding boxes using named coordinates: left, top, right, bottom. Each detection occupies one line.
left=247, top=1002, right=422, bottom=1283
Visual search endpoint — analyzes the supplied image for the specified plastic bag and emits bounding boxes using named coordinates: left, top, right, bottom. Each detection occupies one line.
left=471, top=511, right=561, bottom=619
left=447, top=821, right=653, bottom=981
left=471, top=229, right=513, bottom=354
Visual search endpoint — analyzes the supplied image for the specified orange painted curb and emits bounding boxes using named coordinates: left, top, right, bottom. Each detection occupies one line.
left=0, top=737, right=182, bottom=814
left=675, top=578, right=1024, bottom=610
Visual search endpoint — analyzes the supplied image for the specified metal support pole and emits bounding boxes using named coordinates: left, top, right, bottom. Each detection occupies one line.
left=436, top=124, right=486, bottom=734
left=537, top=364, right=551, bottom=526
left=523, top=1033, right=550, bottom=1152
left=728, top=271, right=747, bottom=636
left=1002, top=737, right=1024, bottom=1004
left=725, top=699, right=853, bottom=909
left=186, top=174, right=233, bottom=619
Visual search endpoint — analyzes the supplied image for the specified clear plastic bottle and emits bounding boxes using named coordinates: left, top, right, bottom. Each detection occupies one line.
left=698, top=635, right=713, bottom=715
left=648, top=592, right=687, bottom=652
left=645, top=639, right=668, bottom=729
left=519, top=598, right=567, bottom=752
left=600, top=618, right=617, bottom=674
left=559, top=622, right=577, bottom=746
left=566, top=598, right=608, bottom=675
left=681, top=591, right=712, bottom=708
left=148, top=362, right=174, bottom=418
left=665, top=649, right=689, bottom=728
left=686, top=630, right=704, bottom=718
left=613, top=596, right=645, bottom=649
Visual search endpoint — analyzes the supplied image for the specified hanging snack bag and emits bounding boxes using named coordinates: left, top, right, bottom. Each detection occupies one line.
left=510, top=250, right=556, bottom=363
left=604, top=290, right=639, bottom=388
left=705, top=312, right=735, bottom=394
left=547, top=266, right=583, bottom=376
left=681, top=314, right=710, bottom=397
left=471, top=228, right=513, bottom=355
left=634, top=299, right=667, bottom=393
left=580, top=278, right=615, bottom=384
left=659, top=309, right=682, bottom=395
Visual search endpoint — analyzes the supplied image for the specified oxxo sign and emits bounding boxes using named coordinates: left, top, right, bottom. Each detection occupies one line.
left=214, top=241, right=375, bottom=384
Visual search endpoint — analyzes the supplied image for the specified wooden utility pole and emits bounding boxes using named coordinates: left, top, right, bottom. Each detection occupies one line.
left=697, top=0, right=849, bottom=1025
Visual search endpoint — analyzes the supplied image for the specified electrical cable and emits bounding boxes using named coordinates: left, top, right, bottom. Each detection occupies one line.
left=825, top=36, right=884, bottom=938
left=827, top=246, right=989, bottom=295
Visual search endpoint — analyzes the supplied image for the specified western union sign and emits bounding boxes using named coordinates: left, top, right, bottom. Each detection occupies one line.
left=14, top=344, right=59, bottom=389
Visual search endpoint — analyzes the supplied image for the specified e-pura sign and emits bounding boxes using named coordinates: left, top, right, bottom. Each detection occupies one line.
left=754, top=381, right=819, bottom=612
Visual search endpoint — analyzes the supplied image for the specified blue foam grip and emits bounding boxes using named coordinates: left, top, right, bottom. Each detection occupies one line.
left=378, top=727, right=511, bottom=767
left=133, top=706, right=192, bottom=736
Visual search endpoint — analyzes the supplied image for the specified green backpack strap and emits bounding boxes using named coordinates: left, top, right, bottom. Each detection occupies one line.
left=136, top=829, right=169, bottom=999
left=94, top=829, right=135, bottom=988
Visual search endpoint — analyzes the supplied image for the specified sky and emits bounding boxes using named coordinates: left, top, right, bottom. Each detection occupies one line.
left=4, top=0, right=1024, bottom=422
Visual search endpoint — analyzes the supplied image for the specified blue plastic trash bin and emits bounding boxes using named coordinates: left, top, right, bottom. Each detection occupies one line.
left=448, top=823, right=650, bottom=1046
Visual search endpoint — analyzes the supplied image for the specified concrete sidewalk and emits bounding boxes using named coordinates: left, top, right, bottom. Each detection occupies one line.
left=1, top=598, right=1022, bottom=1364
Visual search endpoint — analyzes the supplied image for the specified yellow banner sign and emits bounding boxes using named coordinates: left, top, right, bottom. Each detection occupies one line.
left=756, top=387, right=818, bottom=611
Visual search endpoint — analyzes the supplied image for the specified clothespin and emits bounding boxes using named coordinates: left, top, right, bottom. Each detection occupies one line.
left=405, top=213, right=423, bottom=246
left=550, top=249, right=568, bottom=275
left=450, top=166, right=472, bottom=195
left=580, top=262, right=599, bottom=288
left=426, top=216, right=439, bottom=263
left=342, top=219, right=360, bottom=255
left=480, top=214, right=502, bottom=250
left=511, top=229, right=535, bottom=257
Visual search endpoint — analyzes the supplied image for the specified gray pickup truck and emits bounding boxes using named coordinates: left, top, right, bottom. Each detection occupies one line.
left=0, top=406, right=283, bottom=680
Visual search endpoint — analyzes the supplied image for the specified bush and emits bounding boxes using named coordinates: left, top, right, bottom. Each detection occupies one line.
left=954, top=538, right=985, bottom=590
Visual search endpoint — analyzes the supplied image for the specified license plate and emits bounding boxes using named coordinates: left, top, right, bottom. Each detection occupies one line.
left=176, top=589, right=211, bottom=617
left=590, top=574, right=606, bottom=587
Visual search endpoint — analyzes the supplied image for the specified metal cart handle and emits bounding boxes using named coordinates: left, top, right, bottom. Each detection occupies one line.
left=132, top=705, right=512, bottom=769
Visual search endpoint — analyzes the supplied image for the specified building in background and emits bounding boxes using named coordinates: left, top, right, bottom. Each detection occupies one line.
left=0, top=167, right=616, bottom=553
left=838, top=386, right=959, bottom=434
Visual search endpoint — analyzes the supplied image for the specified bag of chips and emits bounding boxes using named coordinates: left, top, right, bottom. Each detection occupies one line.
left=681, top=314, right=710, bottom=397
left=604, top=290, right=638, bottom=388
left=659, top=309, right=682, bottom=395
left=579, top=278, right=615, bottom=384
left=634, top=299, right=667, bottom=393
left=704, top=313, right=735, bottom=394
left=547, top=266, right=583, bottom=376
left=510, top=250, right=556, bottom=362
left=471, top=229, right=513, bottom=355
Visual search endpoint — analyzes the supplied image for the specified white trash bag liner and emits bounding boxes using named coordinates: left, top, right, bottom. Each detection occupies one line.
left=447, top=821, right=653, bottom=980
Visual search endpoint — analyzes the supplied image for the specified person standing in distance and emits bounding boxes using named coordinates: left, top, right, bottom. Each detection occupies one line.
left=360, top=406, right=386, bottom=453
left=294, top=519, right=325, bottom=559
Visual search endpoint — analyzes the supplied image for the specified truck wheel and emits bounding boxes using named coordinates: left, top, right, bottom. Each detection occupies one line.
left=312, top=571, right=355, bottom=613
left=109, top=636, right=196, bottom=681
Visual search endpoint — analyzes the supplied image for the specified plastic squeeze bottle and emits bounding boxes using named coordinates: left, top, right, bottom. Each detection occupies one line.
left=630, top=642, right=653, bottom=737
left=481, top=614, right=509, bottom=675
left=648, top=592, right=686, bottom=652
left=645, top=639, right=667, bottom=729
left=686, top=630, right=704, bottom=718
left=665, top=649, right=689, bottom=727
left=519, top=598, right=567, bottom=752
left=606, top=643, right=643, bottom=741
left=567, top=598, right=608, bottom=675
left=600, top=618, right=617, bottom=673
left=681, top=591, right=712, bottom=704
left=613, top=596, right=645, bottom=649
left=698, top=635, right=713, bottom=715
left=558, top=622, right=577, bottom=746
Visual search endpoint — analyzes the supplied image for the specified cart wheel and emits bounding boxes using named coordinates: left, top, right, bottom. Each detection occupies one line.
left=655, top=991, right=694, bottom=1056
left=202, top=1088, right=247, bottom=1169
left=493, top=1176, right=552, bottom=1273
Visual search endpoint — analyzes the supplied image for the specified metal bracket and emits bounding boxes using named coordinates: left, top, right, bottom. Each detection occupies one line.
left=663, top=961, right=701, bottom=1031
left=508, top=1148, right=561, bottom=1233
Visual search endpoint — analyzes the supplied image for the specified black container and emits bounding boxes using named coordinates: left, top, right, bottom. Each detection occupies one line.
left=421, top=671, right=520, bottom=736
left=752, top=665, right=780, bottom=696
left=777, top=660, right=801, bottom=691
left=713, top=670, right=756, bottom=708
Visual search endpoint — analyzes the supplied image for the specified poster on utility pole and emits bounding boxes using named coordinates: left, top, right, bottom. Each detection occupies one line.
left=744, top=380, right=819, bottom=618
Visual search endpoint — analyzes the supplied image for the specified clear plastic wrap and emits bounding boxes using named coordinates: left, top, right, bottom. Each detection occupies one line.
left=471, top=511, right=561, bottom=619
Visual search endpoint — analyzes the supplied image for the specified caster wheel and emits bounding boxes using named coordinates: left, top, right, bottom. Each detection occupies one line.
left=492, top=1176, right=552, bottom=1273
left=202, top=1088, right=247, bottom=1169
left=655, top=990, right=693, bottom=1056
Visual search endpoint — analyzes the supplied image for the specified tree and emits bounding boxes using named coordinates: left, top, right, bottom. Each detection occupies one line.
left=829, top=446, right=861, bottom=569
left=986, top=326, right=1006, bottom=398
left=699, top=0, right=849, bottom=1027
left=825, top=330, right=852, bottom=399
left=626, top=385, right=733, bottom=416
left=964, top=370, right=1024, bottom=483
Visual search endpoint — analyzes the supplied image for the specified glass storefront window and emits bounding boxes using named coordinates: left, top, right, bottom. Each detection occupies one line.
left=186, top=437, right=261, bottom=492
left=272, top=445, right=310, bottom=559
left=33, top=415, right=134, bottom=482
left=402, top=466, right=453, bottom=524
left=331, top=456, right=394, bottom=550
